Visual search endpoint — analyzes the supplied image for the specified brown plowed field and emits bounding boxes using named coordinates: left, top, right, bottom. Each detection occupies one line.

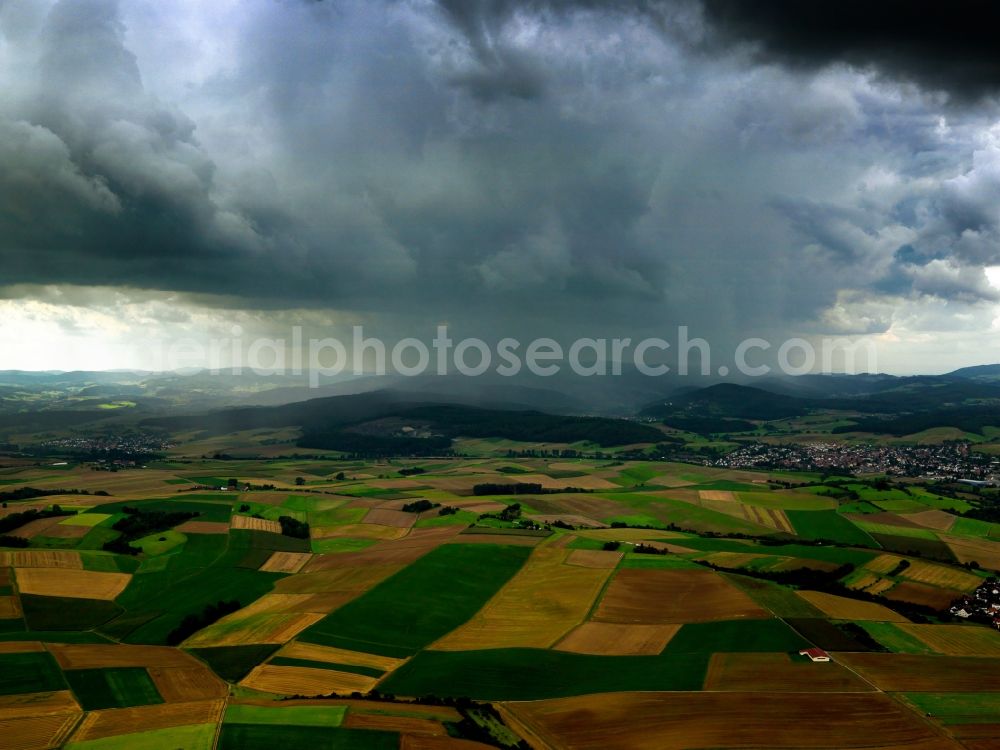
left=69, top=700, right=224, bottom=742
left=147, top=666, right=228, bottom=702
left=364, top=508, right=417, bottom=528
left=835, top=653, right=1000, bottom=691
left=702, top=652, right=875, bottom=692
left=1, top=713, right=81, bottom=750
left=174, top=520, right=229, bottom=534
left=593, top=569, right=768, bottom=624
left=344, top=712, right=445, bottom=735
left=48, top=643, right=195, bottom=670
left=0, top=595, right=20, bottom=618
left=505, top=691, right=951, bottom=750
left=401, top=736, right=496, bottom=750
left=0, top=641, right=43, bottom=654
left=554, top=623, right=680, bottom=655
left=884, top=581, right=963, bottom=610
left=0, top=551, right=81, bottom=569
left=564, top=549, right=622, bottom=569
left=0, top=691, right=80, bottom=720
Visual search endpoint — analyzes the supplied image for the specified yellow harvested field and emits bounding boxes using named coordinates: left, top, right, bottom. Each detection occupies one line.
left=275, top=564, right=403, bottom=594
left=741, top=504, right=794, bottom=533
left=1, top=713, right=81, bottom=750
left=49, top=644, right=195, bottom=670
left=241, top=664, right=379, bottom=695
left=220, top=593, right=317, bottom=617
left=148, top=667, right=228, bottom=702
left=0, top=551, right=81, bottom=569
left=14, top=568, right=130, bottom=601
left=344, top=712, right=445, bottom=735
left=276, top=642, right=406, bottom=672
left=554, top=623, right=680, bottom=655
left=594, top=569, right=769, bottom=624
left=0, top=692, right=80, bottom=720
left=565, top=549, right=622, bottom=569
left=898, top=624, right=1000, bottom=657
left=433, top=548, right=613, bottom=650
left=796, top=590, right=909, bottom=622
left=940, top=534, right=1000, bottom=571
left=0, top=595, right=20, bottom=618
left=703, top=652, right=874, bottom=692
left=699, top=490, right=736, bottom=502
left=231, top=515, right=282, bottom=533
left=183, top=611, right=323, bottom=647
left=865, top=554, right=981, bottom=591
left=69, top=700, right=224, bottom=742
left=311, top=523, right=409, bottom=540
left=259, top=551, right=313, bottom=574
left=904, top=560, right=982, bottom=591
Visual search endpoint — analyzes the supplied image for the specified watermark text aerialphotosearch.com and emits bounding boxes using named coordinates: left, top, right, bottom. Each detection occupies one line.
left=150, top=326, right=878, bottom=386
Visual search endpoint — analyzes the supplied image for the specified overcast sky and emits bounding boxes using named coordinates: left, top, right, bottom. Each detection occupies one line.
left=2, top=0, right=1000, bottom=373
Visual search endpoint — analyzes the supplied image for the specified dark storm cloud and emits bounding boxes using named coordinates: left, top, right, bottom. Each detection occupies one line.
left=1, top=0, right=1000, bottom=355
left=699, top=0, right=1000, bottom=101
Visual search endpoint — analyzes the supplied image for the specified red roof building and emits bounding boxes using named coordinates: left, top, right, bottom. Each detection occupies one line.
left=799, top=648, right=831, bottom=662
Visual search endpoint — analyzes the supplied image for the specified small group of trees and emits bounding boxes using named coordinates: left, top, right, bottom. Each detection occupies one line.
left=278, top=515, right=310, bottom=539
left=101, top=507, right=200, bottom=555
left=401, top=499, right=438, bottom=514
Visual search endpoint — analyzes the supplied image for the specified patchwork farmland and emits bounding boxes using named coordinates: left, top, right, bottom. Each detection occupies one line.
left=1, top=455, right=1000, bottom=748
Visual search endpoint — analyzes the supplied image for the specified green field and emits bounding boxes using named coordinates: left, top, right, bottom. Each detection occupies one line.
left=787, top=510, right=877, bottom=546
left=65, top=724, right=217, bottom=750
left=0, top=651, right=66, bottom=695
left=300, top=544, right=531, bottom=657
left=858, top=622, right=936, bottom=654
left=223, top=704, right=347, bottom=726
left=186, top=644, right=280, bottom=682
left=380, top=648, right=710, bottom=700
left=21, top=595, right=122, bottom=631
left=903, top=692, right=1000, bottom=724
left=64, top=667, right=164, bottom=710
left=218, top=725, right=398, bottom=750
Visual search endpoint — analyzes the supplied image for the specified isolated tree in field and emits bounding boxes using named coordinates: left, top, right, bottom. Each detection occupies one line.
left=295, top=476, right=305, bottom=486
left=227, top=478, right=238, bottom=489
